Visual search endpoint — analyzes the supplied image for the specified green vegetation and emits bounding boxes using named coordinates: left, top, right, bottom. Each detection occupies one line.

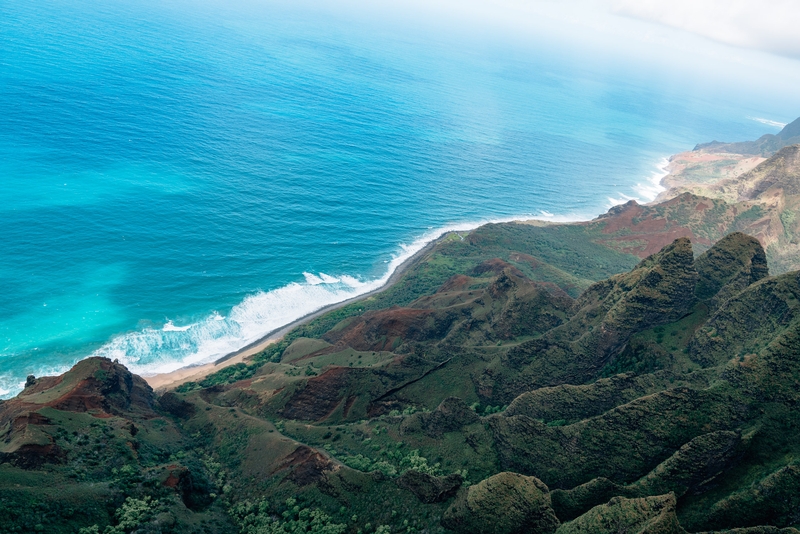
left=9, top=166, right=800, bottom=534
left=341, top=449, right=442, bottom=478
left=229, top=498, right=347, bottom=534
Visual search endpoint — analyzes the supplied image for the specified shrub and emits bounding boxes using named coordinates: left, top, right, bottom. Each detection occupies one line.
left=230, top=498, right=346, bottom=534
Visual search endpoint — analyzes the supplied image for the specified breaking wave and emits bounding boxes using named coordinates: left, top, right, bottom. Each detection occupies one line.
left=90, top=215, right=591, bottom=378
left=608, top=158, right=669, bottom=207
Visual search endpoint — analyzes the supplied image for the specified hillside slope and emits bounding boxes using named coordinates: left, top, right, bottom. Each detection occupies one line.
left=6, top=135, right=800, bottom=532
left=5, top=229, right=800, bottom=533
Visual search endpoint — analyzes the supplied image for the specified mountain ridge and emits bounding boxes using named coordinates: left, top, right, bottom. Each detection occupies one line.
left=5, top=136, right=800, bottom=532
left=695, top=117, right=800, bottom=156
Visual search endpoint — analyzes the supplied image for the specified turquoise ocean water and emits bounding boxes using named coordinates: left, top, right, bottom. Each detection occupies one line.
left=1, top=0, right=798, bottom=397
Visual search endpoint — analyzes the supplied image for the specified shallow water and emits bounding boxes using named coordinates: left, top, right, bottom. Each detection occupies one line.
left=0, top=0, right=796, bottom=397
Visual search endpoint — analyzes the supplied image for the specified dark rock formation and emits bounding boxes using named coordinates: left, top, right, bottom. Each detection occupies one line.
left=556, top=493, right=685, bottom=534
left=158, top=392, right=197, bottom=419
left=689, top=270, right=800, bottom=367
left=629, top=431, right=741, bottom=497
left=701, top=463, right=800, bottom=531
left=694, top=232, right=769, bottom=311
left=502, top=237, right=698, bottom=397
left=441, top=472, right=560, bottom=534
left=396, top=470, right=462, bottom=503
left=400, top=396, right=480, bottom=438
left=0, top=357, right=156, bottom=467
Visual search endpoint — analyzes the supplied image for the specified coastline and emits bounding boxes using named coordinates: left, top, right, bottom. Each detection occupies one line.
left=136, top=146, right=782, bottom=393
left=652, top=149, right=766, bottom=203
left=144, top=233, right=445, bottom=391
left=144, top=208, right=598, bottom=393
left=144, top=199, right=673, bottom=392
left=47, top=147, right=748, bottom=394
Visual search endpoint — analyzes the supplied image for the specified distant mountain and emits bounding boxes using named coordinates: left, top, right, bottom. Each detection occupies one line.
left=696, top=116, right=800, bottom=156
left=651, top=144, right=800, bottom=274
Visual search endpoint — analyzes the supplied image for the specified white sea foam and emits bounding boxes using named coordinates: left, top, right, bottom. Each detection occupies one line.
left=86, top=212, right=599, bottom=379
left=607, top=193, right=637, bottom=207
left=0, top=379, right=22, bottom=398
left=162, top=320, right=194, bottom=332
left=0, top=205, right=611, bottom=399
left=632, top=158, right=670, bottom=202
left=0, top=361, right=79, bottom=400
left=748, top=117, right=786, bottom=128
left=0, top=210, right=599, bottom=399
left=303, top=272, right=324, bottom=285
left=607, top=158, right=670, bottom=208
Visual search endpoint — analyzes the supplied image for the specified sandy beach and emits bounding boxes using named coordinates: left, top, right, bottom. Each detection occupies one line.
left=145, top=147, right=753, bottom=393
left=144, top=234, right=446, bottom=392
left=652, top=149, right=766, bottom=203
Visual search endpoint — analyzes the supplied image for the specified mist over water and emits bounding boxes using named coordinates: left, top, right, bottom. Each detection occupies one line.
left=1, top=0, right=797, bottom=397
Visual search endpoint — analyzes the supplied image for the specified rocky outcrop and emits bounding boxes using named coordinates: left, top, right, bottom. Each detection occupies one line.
left=502, top=238, right=698, bottom=396
left=548, top=430, right=740, bottom=527
left=700, top=463, right=800, bottom=531
left=628, top=431, right=741, bottom=498
left=396, top=470, right=463, bottom=503
left=556, top=494, right=685, bottom=534
left=491, top=386, right=742, bottom=489
left=442, top=472, right=559, bottom=534
left=694, top=232, right=769, bottom=311
left=551, top=478, right=629, bottom=523
left=689, top=271, right=800, bottom=367
left=400, top=397, right=480, bottom=438
left=0, top=357, right=156, bottom=467
left=504, top=373, right=670, bottom=423
left=599, top=237, right=698, bottom=345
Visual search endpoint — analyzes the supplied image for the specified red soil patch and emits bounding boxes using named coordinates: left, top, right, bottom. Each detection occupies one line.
left=472, top=258, right=525, bottom=278
left=23, top=375, right=64, bottom=395
left=329, top=307, right=433, bottom=351
left=280, top=367, right=353, bottom=422
left=438, top=275, right=472, bottom=292
left=275, top=445, right=334, bottom=486
left=509, top=252, right=542, bottom=269
left=602, top=227, right=699, bottom=257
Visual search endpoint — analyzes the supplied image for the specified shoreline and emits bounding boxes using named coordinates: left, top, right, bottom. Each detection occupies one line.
left=652, top=149, right=766, bottom=203
left=144, top=195, right=670, bottom=392
left=1, top=153, right=688, bottom=398
left=144, top=233, right=445, bottom=391
left=145, top=211, right=598, bottom=393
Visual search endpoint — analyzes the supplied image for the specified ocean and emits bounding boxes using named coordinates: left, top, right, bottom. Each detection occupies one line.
left=1, top=0, right=797, bottom=398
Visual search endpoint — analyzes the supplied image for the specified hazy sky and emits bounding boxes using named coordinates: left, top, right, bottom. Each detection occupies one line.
left=327, top=0, right=800, bottom=60
left=612, top=0, right=800, bottom=61
left=313, top=0, right=800, bottom=109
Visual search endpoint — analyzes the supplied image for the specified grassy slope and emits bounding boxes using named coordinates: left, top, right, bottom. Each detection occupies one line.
left=6, top=150, right=800, bottom=532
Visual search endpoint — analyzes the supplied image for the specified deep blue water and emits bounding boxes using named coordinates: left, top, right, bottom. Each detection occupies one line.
left=1, top=0, right=797, bottom=397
